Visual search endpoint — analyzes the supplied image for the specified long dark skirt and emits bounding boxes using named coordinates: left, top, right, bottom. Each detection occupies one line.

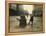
left=19, top=16, right=26, bottom=28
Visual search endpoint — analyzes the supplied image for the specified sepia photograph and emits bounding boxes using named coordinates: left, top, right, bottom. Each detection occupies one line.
left=5, top=1, right=45, bottom=34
